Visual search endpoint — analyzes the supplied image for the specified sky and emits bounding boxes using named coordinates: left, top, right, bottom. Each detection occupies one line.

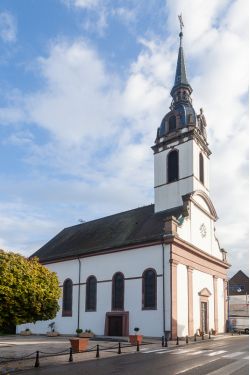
left=0, top=0, right=248, bottom=277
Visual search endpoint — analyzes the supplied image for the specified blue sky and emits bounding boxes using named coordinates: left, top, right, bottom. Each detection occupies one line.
left=0, top=0, right=248, bottom=276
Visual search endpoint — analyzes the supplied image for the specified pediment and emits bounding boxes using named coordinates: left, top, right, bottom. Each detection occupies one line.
left=183, top=190, right=218, bottom=221
left=198, top=288, right=212, bottom=297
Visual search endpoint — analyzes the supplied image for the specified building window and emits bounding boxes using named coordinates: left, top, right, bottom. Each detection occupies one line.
left=169, top=115, right=176, bottom=132
left=142, top=269, right=157, bottom=309
left=112, top=272, right=124, bottom=310
left=199, top=152, right=204, bottom=184
left=86, top=276, right=97, bottom=311
left=62, top=278, right=73, bottom=317
left=167, top=150, right=179, bottom=183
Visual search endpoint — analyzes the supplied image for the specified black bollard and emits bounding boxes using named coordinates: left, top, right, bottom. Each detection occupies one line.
left=209, top=331, right=211, bottom=339
left=118, top=342, right=121, bottom=354
left=186, top=335, right=189, bottom=344
left=34, top=351, right=40, bottom=368
left=194, top=333, right=197, bottom=341
left=202, top=332, right=204, bottom=340
left=164, top=338, right=168, bottom=347
left=136, top=341, right=140, bottom=352
left=69, top=347, right=73, bottom=362
left=96, top=344, right=100, bottom=358
left=161, top=336, right=165, bottom=347
left=176, top=336, right=179, bottom=345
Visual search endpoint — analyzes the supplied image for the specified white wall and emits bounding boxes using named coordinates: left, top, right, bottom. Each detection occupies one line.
left=177, top=264, right=188, bottom=337
left=17, top=244, right=171, bottom=337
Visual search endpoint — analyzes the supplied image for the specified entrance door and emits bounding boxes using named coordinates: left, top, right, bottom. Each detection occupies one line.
left=108, top=316, right=123, bottom=336
left=201, top=302, right=208, bottom=333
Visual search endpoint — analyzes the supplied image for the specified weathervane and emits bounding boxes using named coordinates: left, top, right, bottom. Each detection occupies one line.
left=178, top=14, right=184, bottom=45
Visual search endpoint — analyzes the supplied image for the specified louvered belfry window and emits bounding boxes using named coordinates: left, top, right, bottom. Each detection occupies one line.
left=86, top=276, right=97, bottom=311
left=167, top=150, right=179, bottom=183
left=112, top=272, right=124, bottom=310
left=62, top=278, right=73, bottom=317
left=143, top=269, right=157, bottom=309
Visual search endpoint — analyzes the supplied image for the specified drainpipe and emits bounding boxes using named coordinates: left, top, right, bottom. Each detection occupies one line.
left=77, top=258, right=81, bottom=330
left=161, top=236, right=166, bottom=337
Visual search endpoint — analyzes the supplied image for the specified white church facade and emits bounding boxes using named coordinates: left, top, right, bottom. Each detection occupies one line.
left=17, top=28, right=230, bottom=339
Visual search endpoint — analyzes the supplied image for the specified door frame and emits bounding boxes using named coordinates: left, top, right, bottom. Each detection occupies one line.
left=105, top=311, right=129, bottom=336
left=198, top=288, right=211, bottom=334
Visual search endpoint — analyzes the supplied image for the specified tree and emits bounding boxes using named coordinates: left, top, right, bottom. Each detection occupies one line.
left=0, top=250, right=61, bottom=329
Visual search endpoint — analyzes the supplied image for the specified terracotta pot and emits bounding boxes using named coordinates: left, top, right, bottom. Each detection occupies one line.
left=46, top=331, right=60, bottom=337
left=78, top=332, right=94, bottom=338
left=70, top=338, right=89, bottom=353
left=20, top=330, right=32, bottom=336
left=129, top=334, right=143, bottom=345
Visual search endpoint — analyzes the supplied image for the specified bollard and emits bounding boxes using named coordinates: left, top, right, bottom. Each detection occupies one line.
left=69, top=347, right=73, bottom=362
left=118, top=342, right=121, bottom=354
left=176, top=336, right=179, bottom=345
left=96, top=344, right=100, bottom=358
left=186, top=335, right=189, bottom=344
left=202, top=332, right=204, bottom=340
left=194, top=333, right=197, bottom=342
left=161, top=336, right=165, bottom=347
left=164, top=338, right=168, bottom=347
left=209, top=331, right=211, bottom=339
left=136, top=341, right=140, bottom=352
left=34, top=351, right=40, bottom=368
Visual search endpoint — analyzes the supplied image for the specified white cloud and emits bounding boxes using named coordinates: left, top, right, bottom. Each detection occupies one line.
left=0, top=11, right=17, bottom=43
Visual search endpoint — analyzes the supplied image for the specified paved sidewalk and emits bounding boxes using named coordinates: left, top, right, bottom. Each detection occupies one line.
left=0, top=333, right=234, bottom=374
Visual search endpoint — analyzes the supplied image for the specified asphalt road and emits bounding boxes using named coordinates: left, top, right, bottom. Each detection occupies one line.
left=25, top=335, right=248, bottom=375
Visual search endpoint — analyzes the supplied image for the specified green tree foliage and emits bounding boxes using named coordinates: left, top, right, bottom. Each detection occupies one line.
left=0, top=250, right=61, bottom=329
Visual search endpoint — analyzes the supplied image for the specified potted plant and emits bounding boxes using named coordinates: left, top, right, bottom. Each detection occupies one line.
left=20, top=328, right=32, bottom=336
left=129, top=327, right=143, bottom=345
left=76, top=328, right=83, bottom=337
left=47, top=322, right=59, bottom=337
left=78, top=329, right=94, bottom=338
left=70, top=334, right=89, bottom=353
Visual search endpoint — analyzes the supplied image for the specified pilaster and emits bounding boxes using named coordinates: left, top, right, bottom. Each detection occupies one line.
left=213, top=276, right=218, bottom=333
left=187, top=266, right=194, bottom=336
left=170, top=259, right=178, bottom=339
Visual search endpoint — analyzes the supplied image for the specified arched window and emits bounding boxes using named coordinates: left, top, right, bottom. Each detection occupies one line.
left=62, top=278, right=73, bottom=317
left=142, top=269, right=157, bottom=309
left=112, top=272, right=124, bottom=310
left=199, top=152, right=204, bottom=184
left=167, top=150, right=179, bottom=183
left=86, top=276, right=97, bottom=312
left=169, top=115, right=176, bottom=132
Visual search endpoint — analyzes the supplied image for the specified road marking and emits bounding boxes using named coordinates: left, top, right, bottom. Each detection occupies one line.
left=170, top=349, right=195, bottom=355
left=207, top=350, right=227, bottom=356
left=142, top=348, right=168, bottom=354
left=175, top=358, right=220, bottom=374
left=222, top=351, right=245, bottom=358
left=243, top=356, right=249, bottom=360
left=188, top=350, right=213, bottom=355
left=139, top=348, right=150, bottom=351
left=205, top=358, right=248, bottom=375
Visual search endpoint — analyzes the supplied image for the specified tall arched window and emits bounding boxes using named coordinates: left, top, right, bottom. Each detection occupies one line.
left=167, top=150, right=179, bottom=183
left=62, top=278, right=73, bottom=317
left=86, top=276, right=97, bottom=312
left=169, top=115, right=176, bottom=132
left=199, top=152, right=204, bottom=184
left=112, top=272, right=124, bottom=310
left=142, top=269, right=157, bottom=309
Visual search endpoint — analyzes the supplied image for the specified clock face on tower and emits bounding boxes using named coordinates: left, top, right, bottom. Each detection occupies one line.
left=200, top=223, right=207, bottom=238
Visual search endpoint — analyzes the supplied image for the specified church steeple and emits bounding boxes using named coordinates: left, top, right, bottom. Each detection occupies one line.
left=170, top=29, right=192, bottom=98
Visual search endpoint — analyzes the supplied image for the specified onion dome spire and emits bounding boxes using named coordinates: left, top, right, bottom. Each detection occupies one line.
left=170, top=15, right=192, bottom=98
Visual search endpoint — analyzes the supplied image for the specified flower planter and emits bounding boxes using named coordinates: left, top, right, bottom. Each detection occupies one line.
left=20, top=331, right=31, bottom=336
left=70, top=338, right=89, bottom=353
left=78, top=332, right=94, bottom=338
left=47, top=331, right=60, bottom=337
left=129, top=335, right=143, bottom=345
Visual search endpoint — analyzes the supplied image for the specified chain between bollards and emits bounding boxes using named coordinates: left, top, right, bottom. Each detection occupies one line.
left=34, top=351, right=40, bottom=368
left=136, top=341, right=140, bottom=352
left=176, top=336, right=179, bottom=345
left=186, top=335, right=189, bottom=344
left=68, top=347, right=73, bottom=362
left=96, top=344, right=100, bottom=358
left=118, top=342, right=121, bottom=354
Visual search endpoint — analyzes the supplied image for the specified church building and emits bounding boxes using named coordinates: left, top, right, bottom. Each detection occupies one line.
left=17, top=27, right=230, bottom=339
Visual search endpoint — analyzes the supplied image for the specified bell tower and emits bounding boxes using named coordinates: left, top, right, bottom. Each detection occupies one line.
left=152, top=19, right=211, bottom=213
